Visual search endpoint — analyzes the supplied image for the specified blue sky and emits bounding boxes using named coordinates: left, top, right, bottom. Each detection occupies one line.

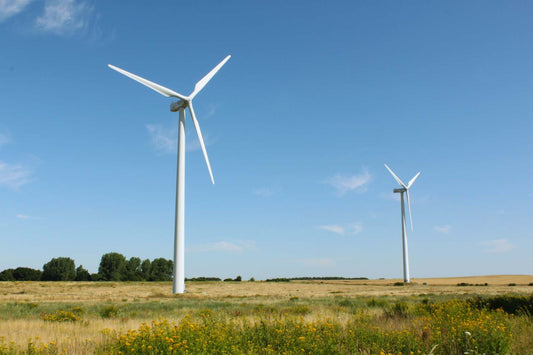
left=1, top=1, right=532, bottom=280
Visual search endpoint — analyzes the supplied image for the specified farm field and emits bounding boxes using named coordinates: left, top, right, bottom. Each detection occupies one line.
left=0, top=275, right=532, bottom=354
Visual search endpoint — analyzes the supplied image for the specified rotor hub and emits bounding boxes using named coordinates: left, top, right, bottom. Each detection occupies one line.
left=170, top=100, right=188, bottom=112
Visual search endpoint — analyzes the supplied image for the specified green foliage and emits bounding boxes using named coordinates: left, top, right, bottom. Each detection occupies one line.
left=0, top=269, right=15, bottom=281
left=75, top=265, right=91, bottom=281
left=100, top=305, right=120, bottom=318
left=186, top=277, right=221, bottom=281
left=41, top=310, right=82, bottom=322
left=98, top=252, right=127, bottom=281
left=140, top=259, right=151, bottom=280
left=265, top=278, right=290, bottom=282
left=13, top=267, right=42, bottom=281
left=41, top=257, right=76, bottom=281
left=149, top=258, right=173, bottom=281
left=469, top=295, right=533, bottom=315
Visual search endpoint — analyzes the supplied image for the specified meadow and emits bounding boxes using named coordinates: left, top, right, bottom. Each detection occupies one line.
left=0, top=275, right=532, bottom=354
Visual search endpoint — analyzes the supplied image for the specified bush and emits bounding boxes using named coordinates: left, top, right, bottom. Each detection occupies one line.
left=468, top=295, right=533, bottom=315
left=13, top=267, right=42, bottom=281
left=41, top=310, right=81, bottom=322
left=100, top=305, right=120, bottom=318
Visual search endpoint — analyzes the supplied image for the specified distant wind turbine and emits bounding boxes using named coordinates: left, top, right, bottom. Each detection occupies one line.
left=108, top=55, right=231, bottom=293
left=384, top=164, right=420, bottom=283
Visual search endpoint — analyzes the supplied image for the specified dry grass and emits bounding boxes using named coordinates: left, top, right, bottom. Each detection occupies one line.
left=0, top=275, right=531, bottom=353
left=1, top=275, right=532, bottom=303
left=0, top=318, right=141, bottom=354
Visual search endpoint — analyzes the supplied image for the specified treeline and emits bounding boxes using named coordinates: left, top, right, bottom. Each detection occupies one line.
left=0, top=252, right=173, bottom=282
left=266, top=277, right=368, bottom=282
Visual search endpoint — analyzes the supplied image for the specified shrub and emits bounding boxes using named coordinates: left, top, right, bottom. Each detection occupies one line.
left=41, top=310, right=81, bottom=322
left=468, top=295, right=533, bottom=315
left=100, top=305, right=120, bottom=318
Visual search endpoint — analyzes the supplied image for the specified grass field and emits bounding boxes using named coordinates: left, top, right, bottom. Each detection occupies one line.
left=0, top=275, right=532, bottom=354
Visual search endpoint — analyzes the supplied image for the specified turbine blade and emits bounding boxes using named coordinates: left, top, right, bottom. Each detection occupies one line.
left=189, top=55, right=231, bottom=99
left=384, top=164, right=407, bottom=188
left=406, top=190, right=414, bottom=231
left=188, top=102, right=215, bottom=184
left=407, top=172, right=421, bottom=189
left=108, top=64, right=188, bottom=101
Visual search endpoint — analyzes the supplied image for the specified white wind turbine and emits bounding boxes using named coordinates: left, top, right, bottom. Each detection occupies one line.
left=384, top=164, right=420, bottom=283
left=108, top=55, right=231, bottom=293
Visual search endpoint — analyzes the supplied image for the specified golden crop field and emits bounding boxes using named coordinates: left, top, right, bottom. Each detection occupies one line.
left=0, top=275, right=532, bottom=354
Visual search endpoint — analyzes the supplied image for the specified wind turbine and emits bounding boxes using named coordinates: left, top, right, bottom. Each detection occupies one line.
left=384, top=164, right=420, bottom=283
left=108, top=55, right=231, bottom=293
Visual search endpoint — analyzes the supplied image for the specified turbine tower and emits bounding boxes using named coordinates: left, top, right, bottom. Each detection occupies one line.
left=384, top=164, right=420, bottom=283
left=108, top=55, right=231, bottom=293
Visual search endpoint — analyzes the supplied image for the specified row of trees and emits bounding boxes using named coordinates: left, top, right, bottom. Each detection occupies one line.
left=0, top=252, right=173, bottom=282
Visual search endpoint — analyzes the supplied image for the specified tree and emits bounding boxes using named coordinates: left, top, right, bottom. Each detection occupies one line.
left=0, top=269, right=15, bottom=281
left=125, top=257, right=142, bottom=281
left=150, top=258, right=173, bottom=281
left=13, top=267, right=42, bottom=281
left=42, top=257, right=76, bottom=281
left=75, top=265, right=91, bottom=281
left=141, top=259, right=151, bottom=280
left=98, top=252, right=127, bottom=281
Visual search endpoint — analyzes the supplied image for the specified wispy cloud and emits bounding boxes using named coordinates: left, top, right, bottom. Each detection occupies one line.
left=146, top=123, right=212, bottom=154
left=188, top=240, right=255, bottom=253
left=253, top=187, right=273, bottom=198
left=0, top=161, right=32, bottom=189
left=0, top=0, right=34, bottom=22
left=434, top=225, right=451, bottom=234
left=318, top=223, right=362, bottom=236
left=318, top=225, right=345, bottom=235
left=294, top=258, right=334, bottom=267
left=480, top=239, right=515, bottom=253
left=146, top=124, right=176, bottom=154
left=16, top=213, right=41, bottom=220
left=324, top=168, right=372, bottom=196
left=0, top=132, right=11, bottom=147
left=35, top=0, right=93, bottom=35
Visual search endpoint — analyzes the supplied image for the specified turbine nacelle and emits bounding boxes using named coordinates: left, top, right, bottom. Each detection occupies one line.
left=393, top=188, right=406, bottom=193
left=170, top=100, right=188, bottom=112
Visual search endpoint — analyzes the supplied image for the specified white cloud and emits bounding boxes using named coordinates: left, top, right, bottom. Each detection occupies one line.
left=188, top=240, right=255, bottom=253
left=16, top=214, right=30, bottom=219
left=318, top=223, right=362, bottom=236
left=146, top=124, right=176, bottom=154
left=324, top=168, right=372, bottom=196
left=0, top=161, right=32, bottom=189
left=480, top=239, right=515, bottom=253
left=294, top=258, right=334, bottom=267
left=434, top=225, right=451, bottom=234
left=35, top=0, right=92, bottom=35
left=253, top=187, right=273, bottom=198
left=351, top=223, right=363, bottom=235
left=146, top=123, right=211, bottom=154
left=0, top=0, right=34, bottom=22
left=318, top=225, right=345, bottom=236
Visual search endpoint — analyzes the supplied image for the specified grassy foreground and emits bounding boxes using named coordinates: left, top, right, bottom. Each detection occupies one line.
left=0, top=277, right=532, bottom=354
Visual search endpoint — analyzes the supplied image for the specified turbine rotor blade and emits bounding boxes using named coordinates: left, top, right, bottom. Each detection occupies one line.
left=407, top=172, right=421, bottom=189
left=188, top=102, right=215, bottom=184
left=189, top=55, right=231, bottom=99
left=406, top=190, right=414, bottom=231
left=108, top=64, right=188, bottom=101
left=384, top=164, right=407, bottom=188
